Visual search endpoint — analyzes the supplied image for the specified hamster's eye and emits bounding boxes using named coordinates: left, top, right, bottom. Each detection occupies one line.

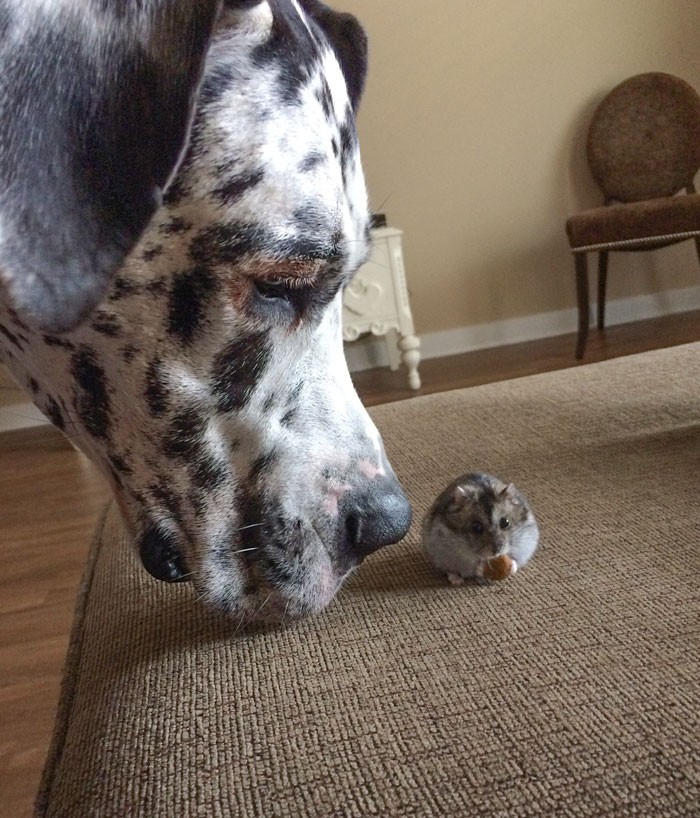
left=471, top=521, right=484, bottom=535
left=499, top=516, right=511, bottom=530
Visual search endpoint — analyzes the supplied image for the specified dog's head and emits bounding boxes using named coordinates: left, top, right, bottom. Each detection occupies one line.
left=0, top=0, right=412, bottom=622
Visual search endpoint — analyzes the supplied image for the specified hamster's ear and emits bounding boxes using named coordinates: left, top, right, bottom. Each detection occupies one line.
left=449, top=484, right=469, bottom=510
left=500, top=483, right=521, bottom=503
left=0, top=0, right=227, bottom=333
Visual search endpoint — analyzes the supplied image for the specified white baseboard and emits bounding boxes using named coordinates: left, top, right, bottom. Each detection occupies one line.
left=0, top=401, right=49, bottom=433
left=343, top=284, right=700, bottom=372
left=2, top=284, right=698, bottom=433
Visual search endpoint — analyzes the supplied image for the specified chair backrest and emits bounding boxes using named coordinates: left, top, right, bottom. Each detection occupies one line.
left=586, top=72, right=700, bottom=203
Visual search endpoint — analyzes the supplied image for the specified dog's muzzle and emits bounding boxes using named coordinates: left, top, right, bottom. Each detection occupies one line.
left=139, top=476, right=411, bottom=585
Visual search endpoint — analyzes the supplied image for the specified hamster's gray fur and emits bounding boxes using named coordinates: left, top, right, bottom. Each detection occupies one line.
left=422, top=472, right=539, bottom=584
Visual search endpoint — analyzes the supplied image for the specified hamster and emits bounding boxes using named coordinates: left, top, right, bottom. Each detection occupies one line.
left=422, top=472, right=539, bottom=585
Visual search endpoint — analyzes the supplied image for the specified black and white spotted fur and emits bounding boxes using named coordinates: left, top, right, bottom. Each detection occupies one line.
left=0, top=0, right=412, bottom=623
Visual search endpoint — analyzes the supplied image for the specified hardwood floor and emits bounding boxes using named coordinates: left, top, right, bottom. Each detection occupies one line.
left=0, top=428, right=111, bottom=818
left=1, top=311, right=699, bottom=818
left=352, top=309, right=700, bottom=406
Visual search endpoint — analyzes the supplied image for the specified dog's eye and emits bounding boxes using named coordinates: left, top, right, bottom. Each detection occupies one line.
left=250, top=274, right=323, bottom=324
left=471, top=521, right=484, bottom=535
left=253, top=279, right=291, bottom=301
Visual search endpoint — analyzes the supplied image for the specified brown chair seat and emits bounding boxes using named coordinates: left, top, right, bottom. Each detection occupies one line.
left=566, top=192, right=700, bottom=252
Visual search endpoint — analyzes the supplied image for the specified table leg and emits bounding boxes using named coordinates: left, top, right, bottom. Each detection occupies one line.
left=384, top=329, right=401, bottom=371
left=398, top=334, right=421, bottom=390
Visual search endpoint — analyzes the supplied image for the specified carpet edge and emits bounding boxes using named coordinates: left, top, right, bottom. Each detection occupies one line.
left=34, top=502, right=114, bottom=818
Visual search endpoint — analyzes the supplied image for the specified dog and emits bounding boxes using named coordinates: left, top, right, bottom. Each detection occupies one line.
left=0, top=0, right=412, bottom=623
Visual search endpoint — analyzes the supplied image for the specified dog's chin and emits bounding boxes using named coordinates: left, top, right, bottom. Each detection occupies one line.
left=195, top=576, right=346, bottom=625
left=193, top=557, right=350, bottom=625
left=131, top=511, right=351, bottom=623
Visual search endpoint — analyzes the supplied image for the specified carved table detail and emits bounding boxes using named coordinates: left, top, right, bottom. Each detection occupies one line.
left=342, top=227, right=421, bottom=390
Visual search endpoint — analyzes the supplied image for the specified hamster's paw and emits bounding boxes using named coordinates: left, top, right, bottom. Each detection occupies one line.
left=447, top=572, right=465, bottom=586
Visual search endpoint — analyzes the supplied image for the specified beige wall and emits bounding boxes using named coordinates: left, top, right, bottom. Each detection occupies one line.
left=342, top=0, right=700, bottom=336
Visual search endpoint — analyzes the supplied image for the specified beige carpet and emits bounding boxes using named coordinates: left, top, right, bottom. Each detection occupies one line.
left=37, top=344, right=700, bottom=817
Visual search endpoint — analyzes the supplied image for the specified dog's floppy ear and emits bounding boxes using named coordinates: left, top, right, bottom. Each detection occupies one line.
left=0, top=0, right=228, bottom=332
left=301, top=0, right=368, bottom=112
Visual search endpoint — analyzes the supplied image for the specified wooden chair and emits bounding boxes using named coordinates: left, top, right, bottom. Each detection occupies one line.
left=566, top=72, right=700, bottom=359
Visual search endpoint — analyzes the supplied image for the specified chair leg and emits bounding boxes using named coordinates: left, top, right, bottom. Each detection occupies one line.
left=694, top=236, right=700, bottom=269
left=575, top=253, right=589, bottom=360
left=597, top=251, right=608, bottom=331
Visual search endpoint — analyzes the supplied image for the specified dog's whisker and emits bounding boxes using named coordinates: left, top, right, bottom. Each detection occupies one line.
left=1, top=409, right=52, bottom=425
left=370, top=191, right=394, bottom=213
left=237, top=523, right=263, bottom=531
left=52, top=430, right=89, bottom=445
left=58, top=427, right=87, bottom=440
left=57, top=411, right=87, bottom=436
left=232, top=612, right=247, bottom=637
left=257, top=593, right=272, bottom=615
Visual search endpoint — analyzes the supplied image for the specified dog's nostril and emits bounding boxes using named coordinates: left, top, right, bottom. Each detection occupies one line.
left=138, top=524, right=190, bottom=583
left=343, top=483, right=412, bottom=561
left=345, top=511, right=362, bottom=549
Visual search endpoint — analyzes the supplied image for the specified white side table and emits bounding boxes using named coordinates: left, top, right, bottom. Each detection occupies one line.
left=342, top=227, right=422, bottom=390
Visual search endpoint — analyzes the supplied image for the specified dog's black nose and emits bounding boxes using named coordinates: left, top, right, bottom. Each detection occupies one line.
left=343, top=481, right=412, bottom=560
left=138, top=524, right=190, bottom=583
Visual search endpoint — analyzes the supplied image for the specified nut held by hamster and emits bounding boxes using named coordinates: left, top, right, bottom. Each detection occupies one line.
left=480, top=554, right=517, bottom=581
left=422, top=472, right=539, bottom=585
